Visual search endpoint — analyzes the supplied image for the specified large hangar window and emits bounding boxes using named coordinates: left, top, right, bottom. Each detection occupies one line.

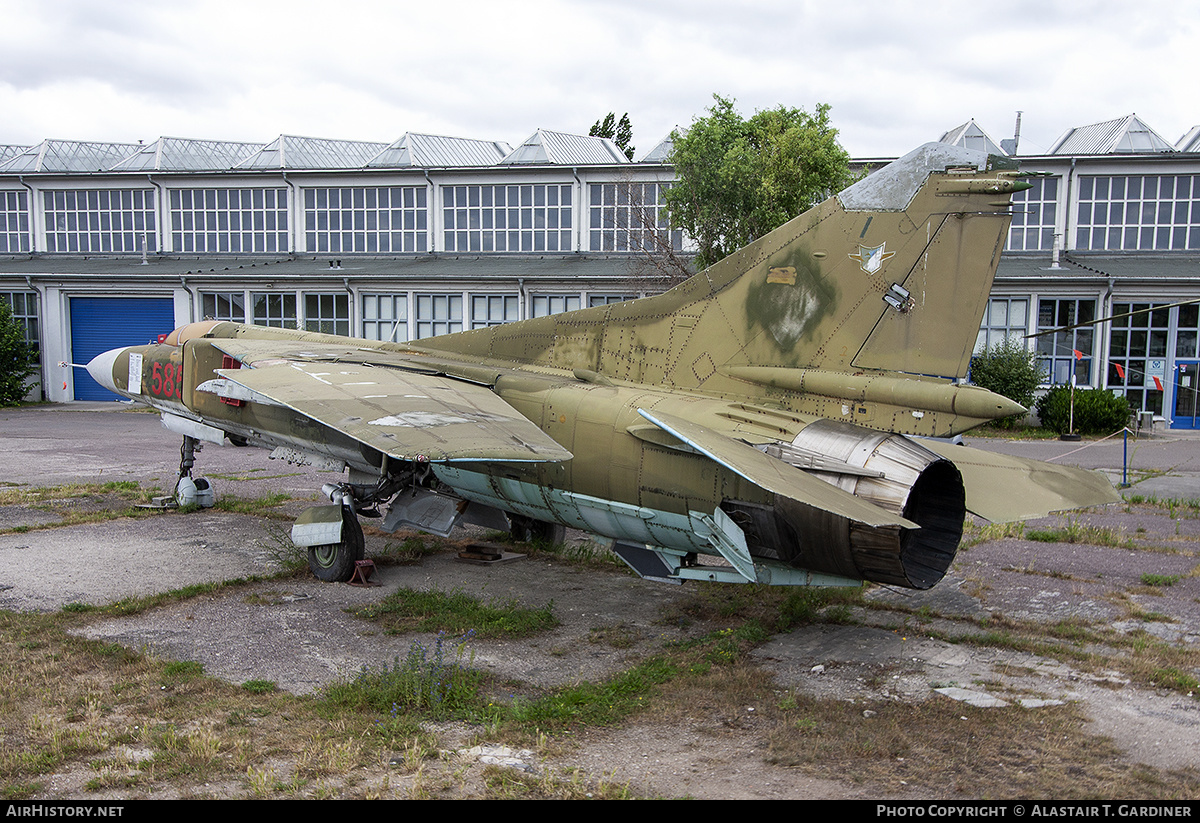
left=362, top=294, right=408, bottom=342
left=1037, top=298, right=1096, bottom=386
left=588, top=182, right=682, bottom=253
left=303, top=293, right=350, bottom=336
left=0, top=291, right=38, bottom=351
left=1108, top=302, right=1169, bottom=415
left=974, top=297, right=1030, bottom=354
left=531, top=294, right=581, bottom=317
left=415, top=294, right=463, bottom=338
left=304, top=186, right=427, bottom=253
left=1005, top=177, right=1059, bottom=252
left=588, top=293, right=637, bottom=308
left=251, top=292, right=297, bottom=328
left=1075, top=175, right=1200, bottom=251
left=471, top=295, right=519, bottom=328
left=43, top=189, right=155, bottom=253
left=170, top=188, right=288, bottom=253
left=202, top=292, right=246, bottom=322
left=442, top=184, right=572, bottom=252
left=0, top=190, right=29, bottom=253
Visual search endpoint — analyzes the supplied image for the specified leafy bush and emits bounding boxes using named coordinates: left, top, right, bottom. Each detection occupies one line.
left=0, top=299, right=37, bottom=406
left=968, top=339, right=1045, bottom=427
left=1035, top=386, right=1131, bottom=435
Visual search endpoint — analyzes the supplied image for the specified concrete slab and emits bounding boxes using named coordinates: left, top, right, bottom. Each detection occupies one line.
left=0, top=511, right=281, bottom=612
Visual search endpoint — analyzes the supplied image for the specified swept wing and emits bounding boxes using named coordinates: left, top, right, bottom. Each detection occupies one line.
left=213, top=353, right=570, bottom=464
left=921, top=440, right=1120, bottom=522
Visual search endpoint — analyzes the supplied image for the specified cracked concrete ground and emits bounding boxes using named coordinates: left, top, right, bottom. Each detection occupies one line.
left=3, top=403, right=1199, bottom=796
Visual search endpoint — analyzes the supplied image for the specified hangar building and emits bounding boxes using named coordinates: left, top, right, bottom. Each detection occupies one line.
left=2, top=115, right=1199, bottom=428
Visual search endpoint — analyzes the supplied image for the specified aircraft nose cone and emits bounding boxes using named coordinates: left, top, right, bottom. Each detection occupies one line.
left=86, top=348, right=124, bottom=394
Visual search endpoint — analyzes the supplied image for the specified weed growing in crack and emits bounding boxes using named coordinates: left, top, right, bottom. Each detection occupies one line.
left=323, top=631, right=483, bottom=719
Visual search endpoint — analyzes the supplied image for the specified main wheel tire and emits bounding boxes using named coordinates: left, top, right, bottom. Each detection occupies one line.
left=308, top=508, right=365, bottom=582
left=508, top=515, right=566, bottom=545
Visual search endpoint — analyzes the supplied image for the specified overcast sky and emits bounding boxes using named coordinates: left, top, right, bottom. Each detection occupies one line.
left=1, top=0, right=1196, bottom=159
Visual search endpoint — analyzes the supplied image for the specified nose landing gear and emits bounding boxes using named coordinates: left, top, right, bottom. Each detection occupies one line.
left=172, top=435, right=216, bottom=508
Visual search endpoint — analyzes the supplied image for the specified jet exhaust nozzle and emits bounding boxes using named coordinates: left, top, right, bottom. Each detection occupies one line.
left=730, top=420, right=966, bottom=590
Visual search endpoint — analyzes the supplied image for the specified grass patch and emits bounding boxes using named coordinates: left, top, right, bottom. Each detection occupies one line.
left=1022, top=516, right=1136, bottom=548
left=100, top=578, right=268, bottom=617
left=480, top=764, right=632, bottom=799
left=0, top=482, right=298, bottom=536
left=0, top=481, right=159, bottom=534
left=213, top=492, right=292, bottom=516
left=3, top=566, right=1199, bottom=800
left=352, top=586, right=558, bottom=639
left=901, top=609, right=1200, bottom=700
left=322, top=634, right=485, bottom=718
left=1141, top=573, right=1182, bottom=587
left=241, top=680, right=277, bottom=694
left=206, top=472, right=303, bottom=482
left=658, top=582, right=864, bottom=633
left=1123, top=495, right=1200, bottom=518
left=588, top=622, right=641, bottom=649
left=963, top=425, right=1063, bottom=440
left=0, top=607, right=485, bottom=799
left=4, top=472, right=1200, bottom=800
left=504, top=656, right=678, bottom=732
left=0, top=481, right=142, bottom=506
left=961, top=520, right=1026, bottom=548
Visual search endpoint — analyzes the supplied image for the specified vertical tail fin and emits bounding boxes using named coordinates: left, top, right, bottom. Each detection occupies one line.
left=420, top=143, right=1023, bottom=389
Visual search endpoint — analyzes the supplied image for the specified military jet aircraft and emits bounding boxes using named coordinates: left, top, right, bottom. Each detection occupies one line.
left=87, top=143, right=1119, bottom=589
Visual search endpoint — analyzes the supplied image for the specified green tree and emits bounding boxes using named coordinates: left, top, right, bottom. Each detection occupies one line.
left=968, top=339, right=1044, bottom=427
left=0, top=298, right=37, bottom=406
left=664, top=95, right=855, bottom=269
left=589, top=112, right=635, bottom=161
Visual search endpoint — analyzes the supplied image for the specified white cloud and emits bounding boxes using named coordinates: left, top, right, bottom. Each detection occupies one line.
left=0, top=0, right=1196, bottom=156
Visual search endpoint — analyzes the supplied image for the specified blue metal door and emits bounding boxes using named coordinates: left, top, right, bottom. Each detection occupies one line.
left=70, top=297, right=175, bottom=400
left=1171, top=361, right=1200, bottom=429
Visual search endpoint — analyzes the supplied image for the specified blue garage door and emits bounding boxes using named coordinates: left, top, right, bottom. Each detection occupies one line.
left=71, top=297, right=176, bottom=400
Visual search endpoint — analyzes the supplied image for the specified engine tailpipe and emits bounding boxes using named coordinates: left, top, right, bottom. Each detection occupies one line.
left=730, top=420, right=966, bottom=590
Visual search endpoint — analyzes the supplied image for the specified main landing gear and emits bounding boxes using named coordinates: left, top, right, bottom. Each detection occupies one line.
left=290, top=482, right=377, bottom=583
left=306, top=505, right=365, bottom=582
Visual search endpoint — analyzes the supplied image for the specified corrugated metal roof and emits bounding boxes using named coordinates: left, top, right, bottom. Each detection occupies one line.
left=111, top=137, right=264, bottom=171
left=236, top=135, right=389, bottom=170
left=0, top=253, right=638, bottom=281
left=639, top=136, right=673, bottom=163
left=997, top=254, right=1200, bottom=281
left=1048, top=115, right=1176, bottom=155
left=500, top=130, right=629, bottom=165
left=366, top=133, right=512, bottom=168
left=939, top=120, right=1006, bottom=156
left=0, top=139, right=142, bottom=173
left=1176, top=126, right=1200, bottom=153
